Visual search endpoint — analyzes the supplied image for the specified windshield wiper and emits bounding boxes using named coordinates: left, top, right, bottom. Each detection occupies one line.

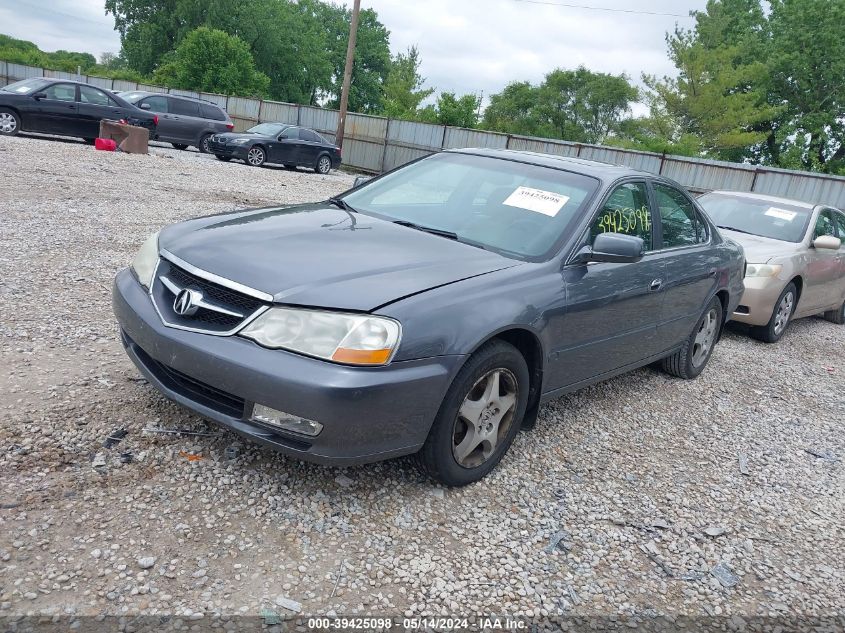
left=393, top=220, right=458, bottom=240
left=717, top=225, right=755, bottom=235
left=328, top=197, right=357, bottom=213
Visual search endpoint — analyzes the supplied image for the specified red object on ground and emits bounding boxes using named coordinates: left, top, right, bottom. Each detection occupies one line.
left=94, top=138, right=117, bottom=151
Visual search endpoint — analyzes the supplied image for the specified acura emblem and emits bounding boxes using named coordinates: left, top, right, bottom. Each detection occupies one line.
left=173, top=288, right=202, bottom=316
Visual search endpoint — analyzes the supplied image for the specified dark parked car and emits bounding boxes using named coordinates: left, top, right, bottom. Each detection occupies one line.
left=113, top=149, right=744, bottom=485
left=207, top=122, right=342, bottom=173
left=118, top=91, right=234, bottom=153
left=0, top=78, right=157, bottom=142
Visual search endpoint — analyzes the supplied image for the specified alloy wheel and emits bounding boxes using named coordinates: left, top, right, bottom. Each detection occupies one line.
left=691, top=308, right=718, bottom=368
left=452, top=368, right=518, bottom=468
left=247, top=148, right=265, bottom=166
left=317, top=156, right=331, bottom=174
left=773, top=291, right=794, bottom=335
left=0, top=112, right=17, bottom=134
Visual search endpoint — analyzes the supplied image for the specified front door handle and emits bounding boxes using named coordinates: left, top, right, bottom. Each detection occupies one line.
left=650, top=278, right=663, bottom=291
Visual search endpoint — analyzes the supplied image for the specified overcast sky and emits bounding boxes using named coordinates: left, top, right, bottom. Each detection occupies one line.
left=0, top=0, right=707, bottom=110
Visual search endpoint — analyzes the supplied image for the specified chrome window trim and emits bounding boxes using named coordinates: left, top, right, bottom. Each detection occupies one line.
left=148, top=255, right=271, bottom=337
left=160, top=249, right=274, bottom=301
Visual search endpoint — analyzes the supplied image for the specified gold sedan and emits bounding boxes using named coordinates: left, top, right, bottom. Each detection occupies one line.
left=698, top=191, right=845, bottom=343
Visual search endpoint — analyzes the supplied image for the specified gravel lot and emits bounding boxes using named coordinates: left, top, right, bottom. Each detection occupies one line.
left=1, top=133, right=844, bottom=630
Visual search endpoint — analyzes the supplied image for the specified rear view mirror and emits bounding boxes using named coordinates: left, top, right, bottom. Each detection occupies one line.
left=139, top=103, right=151, bottom=110
left=577, top=233, right=644, bottom=264
left=32, top=92, right=46, bottom=100
left=353, top=176, right=371, bottom=188
left=813, top=235, right=842, bottom=250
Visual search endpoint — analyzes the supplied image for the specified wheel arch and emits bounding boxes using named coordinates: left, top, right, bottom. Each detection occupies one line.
left=0, top=105, right=23, bottom=128
left=789, top=275, right=804, bottom=303
left=466, top=327, right=545, bottom=431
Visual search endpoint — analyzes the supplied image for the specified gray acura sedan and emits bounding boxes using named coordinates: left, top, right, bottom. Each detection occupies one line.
left=113, top=149, right=745, bottom=486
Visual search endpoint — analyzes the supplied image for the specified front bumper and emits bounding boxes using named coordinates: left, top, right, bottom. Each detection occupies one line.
left=113, top=269, right=464, bottom=465
left=207, top=141, right=249, bottom=159
left=731, top=276, right=786, bottom=326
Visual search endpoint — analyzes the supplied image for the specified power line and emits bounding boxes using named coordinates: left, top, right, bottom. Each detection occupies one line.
left=512, top=0, right=693, bottom=18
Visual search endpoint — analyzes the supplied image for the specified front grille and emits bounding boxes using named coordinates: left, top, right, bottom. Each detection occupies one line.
left=151, top=258, right=267, bottom=334
left=127, top=335, right=245, bottom=417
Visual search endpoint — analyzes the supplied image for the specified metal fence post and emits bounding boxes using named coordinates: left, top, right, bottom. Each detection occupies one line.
left=380, top=118, right=391, bottom=173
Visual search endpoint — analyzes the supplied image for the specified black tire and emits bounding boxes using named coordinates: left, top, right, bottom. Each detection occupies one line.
left=823, top=299, right=845, bottom=325
left=417, top=340, right=529, bottom=487
left=215, top=155, right=231, bottom=162
left=83, top=138, right=96, bottom=145
left=198, top=133, right=212, bottom=154
left=662, top=296, right=723, bottom=379
left=315, top=154, right=332, bottom=174
left=750, top=282, right=796, bottom=343
left=0, top=108, right=21, bottom=136
left=171, top=143, right=189, bottom=150
left=245, top=145, right=266, bottom=167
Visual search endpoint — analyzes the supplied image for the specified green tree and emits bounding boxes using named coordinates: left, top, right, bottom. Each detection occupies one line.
left=536, top=66, right=638, bottom=143
left=417, top=92, right=481, bottom=128
left=381, top=46, right=434, bottom=119
left=152, top=27, right=269, bottom=96
left=482, top=81, right=542, bottom=136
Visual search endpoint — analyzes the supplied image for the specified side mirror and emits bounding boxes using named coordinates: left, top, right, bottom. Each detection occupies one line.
left=813, top=235, right=842, bottom=250
left=32, top=92, right=46, bottom=100
left=139, top=102, right=151, bottom=110
left=575, top=233, right=645, bottom=264
left=353, top=175, right=371, bottom=188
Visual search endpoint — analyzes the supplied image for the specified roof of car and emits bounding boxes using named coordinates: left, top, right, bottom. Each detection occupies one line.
left=707, top=190, right=818, bottom=209
left=450, top=147, right=651, bottom=179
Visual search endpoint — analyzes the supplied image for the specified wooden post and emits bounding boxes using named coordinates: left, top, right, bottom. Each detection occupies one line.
left=336, top=0, right=361, bottom=149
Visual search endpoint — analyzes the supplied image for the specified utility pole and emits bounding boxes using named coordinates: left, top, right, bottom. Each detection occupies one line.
left=336, top=0, right=361, bottom=150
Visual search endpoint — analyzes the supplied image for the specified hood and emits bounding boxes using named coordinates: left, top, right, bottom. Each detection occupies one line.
left=719, top=229, right=804, bottom=263
left=213, top=132, right=267, bottom=142
left=159, top=204, right=522, bottom=311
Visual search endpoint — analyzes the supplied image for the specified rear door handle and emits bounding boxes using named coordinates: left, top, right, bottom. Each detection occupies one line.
left=650, top=278, right=663, bottom=291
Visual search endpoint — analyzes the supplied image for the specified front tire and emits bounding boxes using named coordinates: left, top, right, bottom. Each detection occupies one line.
left=750, top=283, right=796, bottom=343
left=417, top=340, right=529, bottom=486
left=246, top=146, right=266, bottom=167
left=0, top=108, right=21, bottom=136
left=823, top=299, right=845, bottom=325
left=198, top=133, right=212, bottom=154
left=662, top=296, right=723, bottom=379
left=315, top=154, right=332, bottom=174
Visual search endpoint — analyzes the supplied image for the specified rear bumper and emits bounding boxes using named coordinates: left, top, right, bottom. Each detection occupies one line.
left=112, top=269, right=464, bottom=465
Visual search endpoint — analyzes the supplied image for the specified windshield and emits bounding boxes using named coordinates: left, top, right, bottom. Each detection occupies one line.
left=246, top=123, right=286, bottom=136
left=2, top=78, right=49, bottom=94
left=698, top=192, right=812, bottom=243
left=343, top=152, right=599, bottom=259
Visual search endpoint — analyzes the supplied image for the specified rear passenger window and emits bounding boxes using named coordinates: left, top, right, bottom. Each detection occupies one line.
left=301, top=129, right=321, bottom=142
left=199, top=103, right=225, bottom=120
left=79, top=85, right=117, bottom=106
left=590, top=181, right=652, bottom=250
left=169, top=98, right=200, bottom=116
left=141, top=95, right=168, bottom=113
left=654, top=183, right=706, bottom=248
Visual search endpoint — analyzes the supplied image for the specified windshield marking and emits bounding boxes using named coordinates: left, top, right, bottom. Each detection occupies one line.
left=764, top=207, right=797, bottom=222
left=503, top=186, right=570, bottom=217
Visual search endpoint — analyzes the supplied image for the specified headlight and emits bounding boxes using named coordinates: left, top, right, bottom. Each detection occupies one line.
left=745, top=263, right=782, bottom=278
left=240, top=307, right=401, bottom=366
left=231, top=138, right=250, bottom=144
left=130, top=231, right=160, bottom=289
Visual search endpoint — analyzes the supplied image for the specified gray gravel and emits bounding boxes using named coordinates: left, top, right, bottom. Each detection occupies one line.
left=1, top=133, right=844, bottom=627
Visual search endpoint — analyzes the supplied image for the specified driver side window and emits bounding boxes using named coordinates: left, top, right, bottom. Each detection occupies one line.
left=43, top=83, right=76, bottom=102
left=590, top=181, right=652, bottom=250
left=279, top=127, right=300, bottom=140
left=815, top=210, right=837, bottom=239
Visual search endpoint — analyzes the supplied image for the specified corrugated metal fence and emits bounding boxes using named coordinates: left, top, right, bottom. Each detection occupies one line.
left=3, top=60, right=845, bottom=207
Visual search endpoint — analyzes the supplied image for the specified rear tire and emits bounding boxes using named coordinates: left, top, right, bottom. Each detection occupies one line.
left=198, top=133, right=212, bottom=154
left=662, top=296, right=723, bottom=379
left=417, top=340, right=529, bottom=487
left=215, top=155, right=231, bottom=162
left=823, top=299, right=845, bottom=325
left=0, top=108, right=21, bottom=136
left=315, top=154, right=332, bottom=174
left=171, top=143, right=189, bottom=150
left=750, top=283, right=796, bottom=343
left=83, top=138, right=96, bottom=145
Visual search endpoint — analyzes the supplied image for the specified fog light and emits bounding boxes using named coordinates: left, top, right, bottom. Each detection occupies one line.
left=251, top=404, right=323, bottom=437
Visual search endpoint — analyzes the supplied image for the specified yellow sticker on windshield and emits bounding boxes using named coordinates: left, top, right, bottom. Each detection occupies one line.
left=503, top=186, right=570, bottom=217
left=765, top=207, right=797, bottom=222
